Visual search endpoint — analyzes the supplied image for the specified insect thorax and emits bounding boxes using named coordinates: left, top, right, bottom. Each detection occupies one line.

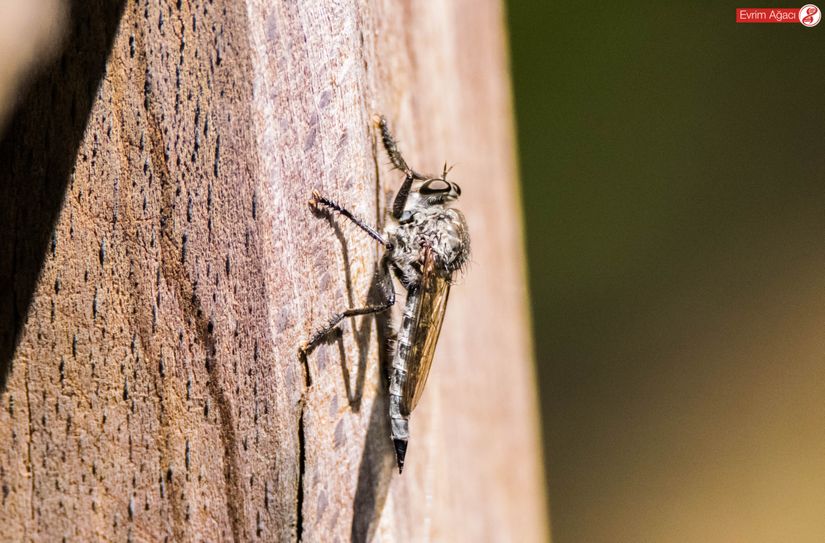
left=387, top=206, right=470, bottom=287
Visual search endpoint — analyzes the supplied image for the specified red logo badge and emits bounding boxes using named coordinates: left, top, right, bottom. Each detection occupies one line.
left=800, top=4, right=821, bottom=26
left=736, top=5, right=820, bottom=25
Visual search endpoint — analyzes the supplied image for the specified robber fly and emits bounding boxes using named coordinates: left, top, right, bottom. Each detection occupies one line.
left=299, top=115, right=470, bottom=473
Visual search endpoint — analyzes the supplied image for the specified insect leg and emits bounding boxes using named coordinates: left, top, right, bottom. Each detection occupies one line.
left=374, top=115, right=424, bottom=179
left=391, top=174, right=414, bottom=221
left=309, top=190, right=392, bottom=249
left=299, top=258, right=396, bottom=355
left=373, top=115, right=425, bottom=220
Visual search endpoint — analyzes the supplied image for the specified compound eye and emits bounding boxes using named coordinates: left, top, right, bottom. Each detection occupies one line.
left=420, top=179, right=451, bottom=194
left=451, top=183, right=462, bottom=196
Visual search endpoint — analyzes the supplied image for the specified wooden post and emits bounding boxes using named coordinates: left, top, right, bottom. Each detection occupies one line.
left=0, top=1, right=547, bottom=540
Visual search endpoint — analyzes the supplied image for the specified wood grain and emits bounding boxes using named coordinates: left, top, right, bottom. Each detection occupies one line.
left=0, top=0, right=547, bottom=541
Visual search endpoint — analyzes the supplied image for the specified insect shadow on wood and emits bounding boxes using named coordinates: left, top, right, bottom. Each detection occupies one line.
left=294, top=122, right=397, bottom=543
left=350, top=125, right=397, bottom=543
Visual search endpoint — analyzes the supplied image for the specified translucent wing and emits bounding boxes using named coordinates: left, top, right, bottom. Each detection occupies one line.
left=400, top=248, right=451, bottom=416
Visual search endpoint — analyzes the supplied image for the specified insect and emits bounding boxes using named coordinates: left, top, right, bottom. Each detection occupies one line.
left=299, top=115, right=470, bottom=473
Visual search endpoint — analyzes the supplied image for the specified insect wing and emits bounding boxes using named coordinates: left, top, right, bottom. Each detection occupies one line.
left=400, top=250, right=451, bottom=415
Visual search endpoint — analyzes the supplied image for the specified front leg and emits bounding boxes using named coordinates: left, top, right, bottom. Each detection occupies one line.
left=374, top=115, right=425, bottom=180
left=373, top=115, right=425, bottom=220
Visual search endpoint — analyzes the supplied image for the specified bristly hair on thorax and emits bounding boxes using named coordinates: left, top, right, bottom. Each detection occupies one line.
left=386, top=205, right=470, bottom=288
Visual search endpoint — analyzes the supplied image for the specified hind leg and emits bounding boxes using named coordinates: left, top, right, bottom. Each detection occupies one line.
left=299, top=257, right=396, bottom=356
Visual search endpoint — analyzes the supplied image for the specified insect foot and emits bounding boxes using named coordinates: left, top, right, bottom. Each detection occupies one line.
left=307, top=189, right=322, bottom=209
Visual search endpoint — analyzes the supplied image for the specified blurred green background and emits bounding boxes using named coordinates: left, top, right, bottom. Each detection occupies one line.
left=507, top=2, right=825, bottom=542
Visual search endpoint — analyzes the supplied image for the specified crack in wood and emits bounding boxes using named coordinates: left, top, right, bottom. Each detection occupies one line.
left=296, top=351, right=312, bottom=542
left=296, top=401, right=306, bottom=542
left=24, top=357, right=35, bottom=533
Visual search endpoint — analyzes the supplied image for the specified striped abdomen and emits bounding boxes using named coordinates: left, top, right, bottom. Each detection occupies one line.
left=388, top=286, right=421, bottom=470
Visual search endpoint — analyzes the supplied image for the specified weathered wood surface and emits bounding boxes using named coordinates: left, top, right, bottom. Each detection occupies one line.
left=0, top=1, right=547, bottom=541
